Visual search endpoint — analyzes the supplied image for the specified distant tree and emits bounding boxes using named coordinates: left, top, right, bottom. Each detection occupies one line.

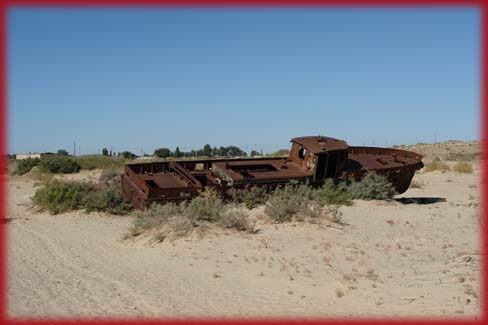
left=174, top=147, right=183, bottom=158
left=213, top=147, right=219, bottom=156
left=202, top=144, right=212, bottom=157
left=120, top=151, right=137, bottom=159
left=102, top=148, right=109, bottom=156
left=57, top=149, right=69, bottom=156
left=154, top=148, right=172, bottom=158
left=250, top=150, right=260, bottom=157
left=227, top=146, right=247, bottom=157
left=219, top=146, right=228, bottom=157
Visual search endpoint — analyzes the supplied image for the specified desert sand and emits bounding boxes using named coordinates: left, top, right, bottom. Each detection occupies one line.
left=6, top=143, right=481, bottom=319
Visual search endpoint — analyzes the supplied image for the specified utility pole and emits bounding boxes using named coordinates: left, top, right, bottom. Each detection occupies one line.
left=73, top=141, right=76, bottom=157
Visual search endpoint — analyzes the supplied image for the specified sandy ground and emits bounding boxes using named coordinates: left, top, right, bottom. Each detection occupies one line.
left=6, top=156, right=481, bottom=319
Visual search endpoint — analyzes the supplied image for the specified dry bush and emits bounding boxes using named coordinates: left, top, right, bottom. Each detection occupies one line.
left=446, top=151, right=479, bottom=162
left=453, top=162, right=473, bottom=174
left=219, top=208, right=256, bottom=233
left=127, top=192, right=255, bottom=241
left=153, top=217, right=193, bottom=242
left=129, top=203, right=184, bottom=237
left=424, top=161, right=450, bottom=172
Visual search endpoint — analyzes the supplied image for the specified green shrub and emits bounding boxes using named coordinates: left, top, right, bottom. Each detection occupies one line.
left=33, top=181, right=93, bottom=214
left=230, top=186, right=269, bottom=209
left=347, top=173, right=395, bottom=200
left=263, top=180, right=352, bottom=222
left=85, top=184, right=132, bottom=215
left=264, top=182, right=313, bottom=222
left=185, top=189, right=225, bottom=222
left=453, top=162, right=473, bottom=174
left=75, top=155, right=125, bottom=170
left=39, top=156, right=81, bottom=174
left=13, top=158, right=40, bottom=175
left=33, top=178, right=132, bottom=215
left=313, top=179, right=352, bottom=205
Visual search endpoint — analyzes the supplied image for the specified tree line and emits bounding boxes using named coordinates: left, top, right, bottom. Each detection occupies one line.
left=153, top=144, right=257, bottom=158
left=17, top=145, right=284, bottom=161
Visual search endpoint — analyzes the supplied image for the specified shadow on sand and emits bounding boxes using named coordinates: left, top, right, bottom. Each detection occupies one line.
left=393, top=197, right=447, bottom=205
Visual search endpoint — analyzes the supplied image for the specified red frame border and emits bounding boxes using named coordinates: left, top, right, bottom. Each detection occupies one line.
left=0, top=1, right=485, bottom=324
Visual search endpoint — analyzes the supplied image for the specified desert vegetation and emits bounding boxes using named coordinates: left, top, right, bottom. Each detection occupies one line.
left=125, top=173, right=394, bottom=241
left=453, top=161, right=474, bottom=174
left=13, top=157, right=40, bottom=175
left=11, top=154, right=124, bottom=176
left=74, top=155, right=126, bottom=170
left=32, top=171, right=131, bottom=215
left=424, top=160, right=451, bottom=172
left=127, top=190, right=256, bottom=242
left=39, top=156, right=81, bottom=174
left=30, top=167, right=397, bottom=242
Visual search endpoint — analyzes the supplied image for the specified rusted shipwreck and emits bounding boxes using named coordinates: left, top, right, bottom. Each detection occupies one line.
left=122, top=136, right=423, bottom=209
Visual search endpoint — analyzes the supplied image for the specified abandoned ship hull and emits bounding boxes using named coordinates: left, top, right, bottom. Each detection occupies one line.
left=345, top=146, right=423, bottom=194
left=122, top=136, right=423, bottom=209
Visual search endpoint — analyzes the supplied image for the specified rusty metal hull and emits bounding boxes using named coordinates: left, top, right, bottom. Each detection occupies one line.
left=344, top=146, right=423, bottom=194
left=122, top=136, right=423, bottom=209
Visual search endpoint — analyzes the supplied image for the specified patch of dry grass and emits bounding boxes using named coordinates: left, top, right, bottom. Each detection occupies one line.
left=127, top=190, right=256, bottom=241
left=424, top=161, right=450, bottom=172
left=453, top=162, right=473, bottom=174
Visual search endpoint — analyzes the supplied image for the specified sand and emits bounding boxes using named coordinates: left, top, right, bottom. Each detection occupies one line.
left=6, top=148, right=481, bottom=319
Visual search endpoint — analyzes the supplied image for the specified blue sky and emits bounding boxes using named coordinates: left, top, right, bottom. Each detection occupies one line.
left=8, top=7, right=480, bottom=155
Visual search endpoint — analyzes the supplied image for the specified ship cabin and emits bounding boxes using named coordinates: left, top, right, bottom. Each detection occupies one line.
left=289, top=136, right=349, bottom=182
